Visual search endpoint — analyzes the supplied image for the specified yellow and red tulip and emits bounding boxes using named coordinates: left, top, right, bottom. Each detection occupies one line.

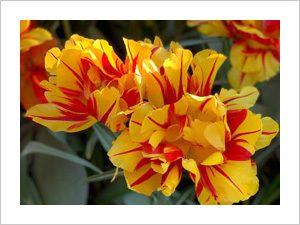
left=26, top=35, right=154, bottom=132
left=20, top=20, right=56, bottom=109
left=187, top=20, right=280, bottom=90
left=24, top=32, right=279, bottom=204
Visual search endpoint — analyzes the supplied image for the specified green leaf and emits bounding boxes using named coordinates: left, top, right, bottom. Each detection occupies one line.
left=85, top=132, right=98, bottom=159
left=20, top=158, right=43, bottom=205
left=32, top=154, right=88, bottom=204
left=21, top=141, right=102, bottom=174
left=96, top=178, right=130, bottom=204
left=123, top=192, right=152, bottom=205
left=93, top=123, right=117, bottom=152
left=258, top=174, right=280, bottom=205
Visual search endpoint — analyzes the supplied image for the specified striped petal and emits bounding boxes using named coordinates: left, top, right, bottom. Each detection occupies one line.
left=255, top=117, right=279, bottom=150
left=25, top=103, right=97, bottom=132
left=56, top=48, right=84, bottom=91
left=91, top=39, right=125, bottom=78
left=45, top=47, right=61, bottom=75
left=141, top=59, right=166, bottom=108
left=88, top=87, right=120, bottom=124
left=219, top=86, right=259, bottom=110
left=186, top=94, right=227, bottom=122
left=187, top=20, right=230, bottom=37
left=129, top=103, right=154, bottom=143
left=228, top=43, right=279, bottom=90
left=225, top=110, right=262, bottom=160
left=123, top=38, right=151, bottom=73
left=108, top=130, right=144, bottom=172
left=20, top=26, right=52, bottom=52
left=189, top=50, right=226, bottom=96
left=228, top=67, right=258, bottom=91
left=124, top=162, right=161, bottom=196
left=164, top=46, right=193, bottom=102
left=195, top=160, right=258, bottom=205
left=159, top=161, right=182, bottom=196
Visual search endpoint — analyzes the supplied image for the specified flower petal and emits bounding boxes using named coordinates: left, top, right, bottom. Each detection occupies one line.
left=164, top=47, right=193, bottom=102
left=196, top=160, right=258, bottom=205
left=141, top=59, right=166, bottom=108
left=25, top=103, right=96, bottom=132
left=219, top=86, right=259, bottom=110
left=88, top=87, right=120, bottom=124
left=45, top=47, right=61, bottom=75
left=160, top=161, right=182, bottom=196
left=255, top=117, right=279, bottom=150
left=21, top=27, right=52, bottom=52
left=108, top=130, right=144, bottom=172
left=190, top=49, right=226, bottom=96
left=124, top=162, right=161, bottom=196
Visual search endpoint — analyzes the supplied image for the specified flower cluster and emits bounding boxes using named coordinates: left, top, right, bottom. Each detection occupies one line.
left=20, top=20, right=56, bottom=109
left=26, top=34, right=279, bottom=204
left=187, top=20, right=280, bottom=90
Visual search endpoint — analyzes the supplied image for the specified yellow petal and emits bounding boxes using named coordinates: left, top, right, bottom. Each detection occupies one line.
left=141, top=59, right=166, bottom=108
left=255, top=117, right=279, bottom=150
left=192, top=20, right=230, bottom=37
left=90, top=87, right=120, bottom=124
left=197, top=160, right=258, bottom=205
left=124, top=163, right=161, bottom=196
left=160, top=161, right=182, bottom=197
left=129, top=103, right=154, bottom=142
left=231, top=110, right=262, bottom=146
left=123, top=38, right=151, bottom=73
left=204, top=121, right=226, bottom=151
left=20, top=20, right=30, bottom=34
left=218, top=86, right=259, bottom=110
left=227, top=67, right=257, bottom=91
left=182, top=159, right=200, bottom=184
left=21, top=27, right=53, bottom=52
left=149, top=130, right=165, bottom=148
left=108, top=130, right=144, bottom=172
left=200, top=152, right=224, bottom=166
left=56, top=48, right=84, bottom=91
left=45, top=47, right=61, bottom=75
left=164, top=47, right=193, bottom=101
left=190, top=49, right=226, bottom=96
left=26, top=103, right=96, bottom=132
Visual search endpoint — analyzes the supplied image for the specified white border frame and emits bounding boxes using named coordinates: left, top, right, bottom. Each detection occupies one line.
left=1, top=1, right=299, bottom=224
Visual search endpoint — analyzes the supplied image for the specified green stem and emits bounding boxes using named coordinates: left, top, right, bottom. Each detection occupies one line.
left=87, top=170, right=124, bottom=183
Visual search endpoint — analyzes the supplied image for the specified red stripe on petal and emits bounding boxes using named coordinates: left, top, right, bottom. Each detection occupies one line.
left=199, top=97, right=211, bottom=112
left=214, top=165, right=244, bottom=195
left=131, top=120, right=142, bottom=126
left=225, top=140, right=252, bottom=160
left=60, top=60, right=84, bottom=85
left=110, top=146, right=142, bottom=157
left=232, top=129, right=261, bottom=140
left=152, top=73, right=166, bottom=102
left=130, top=168, right=156, bottom=187
left=203, top=56, right=218, bottom=96
left=227, top=109, right=247, bottom=134
left=148, top=117, right=168, bottom=129
left=100, top=100, right=117, bottom=123
left=198, top=165, right=218, bottom=200
left=262, top=131, right=277, bottom=135
left=222, top=91, right=256, bottom=105
left=135, top=158, right=151, bottom=170
left=122, top=88, right=140, bottom=107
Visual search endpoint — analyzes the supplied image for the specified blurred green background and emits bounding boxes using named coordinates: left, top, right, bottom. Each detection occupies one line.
left=20, top=20, right=280, bottom=205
